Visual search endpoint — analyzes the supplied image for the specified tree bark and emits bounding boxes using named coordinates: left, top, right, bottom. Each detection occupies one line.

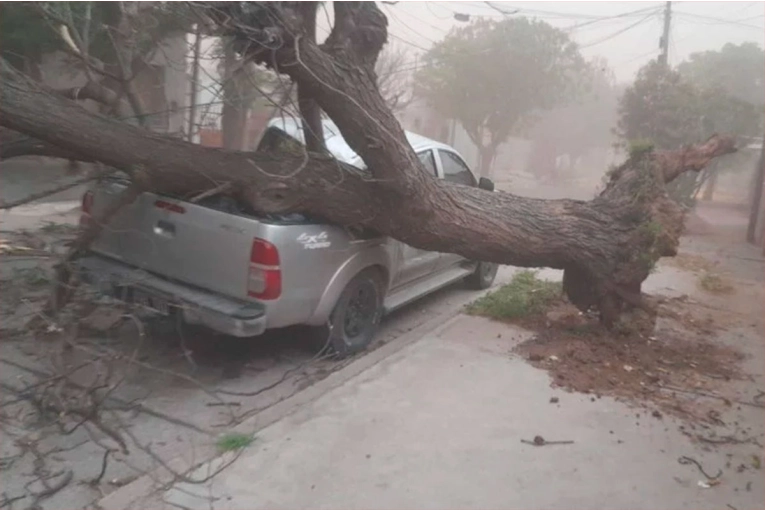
left=0, top=4, right=737, bottom=327
left=295, top=2, right=326, bottom=154
left=478, top=144, right=498, bottom=178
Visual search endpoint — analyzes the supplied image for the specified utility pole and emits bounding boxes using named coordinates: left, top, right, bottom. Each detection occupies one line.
left=186, top=25, right=202, bottom=143
left=746, top=138, right=765, bottom=244
left=658, top=1, right=672, bottom=66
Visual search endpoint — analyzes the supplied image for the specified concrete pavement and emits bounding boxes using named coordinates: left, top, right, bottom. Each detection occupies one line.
left=139, top=314, right=763, bottom=510
left=94, top=228, right=765, bottom=510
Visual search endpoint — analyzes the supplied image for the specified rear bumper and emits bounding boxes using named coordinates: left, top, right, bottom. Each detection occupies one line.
left=77, top=255, right=267, bottom=338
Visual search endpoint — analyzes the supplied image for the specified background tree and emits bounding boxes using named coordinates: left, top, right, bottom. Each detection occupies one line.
left=618, top=55, right=763, bottom=205
left=677, top=42, right=765, bottom=108
left=527, top=57, right=620, bottom=182
left=415, top=17, right=588, bottom=176
left=677, top=43, right=765, bottom=201
left=617, top=61, right=706, bottom=206
left=375, top=44, right=413, bottom=113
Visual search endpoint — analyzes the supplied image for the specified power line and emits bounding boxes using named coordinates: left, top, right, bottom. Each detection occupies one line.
left=562, top=5, right=663, bottom=33
left=578, top=12, right=660, bottom=50
left=673, top=10, right=764, bottom=30
left=476, top=2, right=646, bottom=20
left=425, top=2, right=456, bottom=21
left=382, top=4, right=441, bottom=52
left=395, top=4, right=450, bottom=34
left=387, top=32, right=431, bottom=53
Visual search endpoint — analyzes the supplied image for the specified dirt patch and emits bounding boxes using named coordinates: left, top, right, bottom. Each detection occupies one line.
left=513, top=301, right=746, bottom=422
left=663, top=252, right=716, bottom=273
left=698, top=271, right=736, bottom=295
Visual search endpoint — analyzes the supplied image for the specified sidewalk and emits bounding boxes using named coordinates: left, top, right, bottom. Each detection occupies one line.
left=107, top=309, right=764, bottom=509
left=0, top=200, right=80, bottom=231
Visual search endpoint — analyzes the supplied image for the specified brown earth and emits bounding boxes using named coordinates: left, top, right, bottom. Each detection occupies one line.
left=514, top=299, right=746, bottom=423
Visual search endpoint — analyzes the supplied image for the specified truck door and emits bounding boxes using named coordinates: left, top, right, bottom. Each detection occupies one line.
left=434, top=149, right=478, bottom=271
left=390, top=150, right=442, bottom=289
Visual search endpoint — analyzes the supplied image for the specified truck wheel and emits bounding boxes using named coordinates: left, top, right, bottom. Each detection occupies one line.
left=326, top=269, right=383, bottom=358
left=465, top=262, right=498, bottom=290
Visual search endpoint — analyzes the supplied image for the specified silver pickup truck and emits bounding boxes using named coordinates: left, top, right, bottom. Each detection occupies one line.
left=77, top=118, right=498, bottom=356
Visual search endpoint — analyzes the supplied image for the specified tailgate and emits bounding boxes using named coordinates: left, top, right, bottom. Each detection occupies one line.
left=89, top=180, right=265, bottom=299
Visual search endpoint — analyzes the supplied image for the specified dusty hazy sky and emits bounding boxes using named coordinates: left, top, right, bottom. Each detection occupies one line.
left=196, top=2, right=764, bottom=107
left=326, top=1, right=765, bottom=83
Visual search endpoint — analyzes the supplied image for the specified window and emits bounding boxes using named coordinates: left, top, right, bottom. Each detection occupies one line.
left=439, top=150, right=476, bottom=186
left=417, top=150, right=438, bottom=177
left=136, top=65, right=169, bottom=132
left=255, top=127, right=304, bottom=155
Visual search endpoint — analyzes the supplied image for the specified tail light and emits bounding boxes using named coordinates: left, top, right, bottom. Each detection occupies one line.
left=154, top=199, right=185, bottom=214
left=80, top=190, right=94, bottom=227
left=248, top=238, right=281, bottom=300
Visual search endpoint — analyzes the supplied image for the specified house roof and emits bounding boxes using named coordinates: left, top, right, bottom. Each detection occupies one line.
left=267, top=116, right=455, bottom=167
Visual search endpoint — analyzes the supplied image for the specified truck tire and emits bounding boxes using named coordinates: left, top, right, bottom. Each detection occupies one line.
left=465, top=262, right=499, bottom=290
left=324, top=269, right=384, bottom=358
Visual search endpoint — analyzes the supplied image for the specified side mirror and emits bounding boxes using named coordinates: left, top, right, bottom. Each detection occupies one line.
left=478, top=177, right=495, bottom=192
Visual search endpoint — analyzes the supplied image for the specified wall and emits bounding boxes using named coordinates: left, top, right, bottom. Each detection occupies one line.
left=152, top=35, right=188, bottom=135
left=37, top=34, right=189, bottom=134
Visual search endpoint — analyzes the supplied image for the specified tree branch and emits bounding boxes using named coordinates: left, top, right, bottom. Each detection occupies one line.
left=657, top=136, right=737, bottom=183
left=0, top=127, right=92, bottom=161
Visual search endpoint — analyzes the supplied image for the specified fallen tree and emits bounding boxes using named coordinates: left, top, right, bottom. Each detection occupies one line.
left=0, top=2, right=735, bottom=327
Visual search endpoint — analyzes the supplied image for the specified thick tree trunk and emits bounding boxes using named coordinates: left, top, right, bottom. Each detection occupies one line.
left=295, top=2, right=326, bottom=154
left=478, top=145, right=497, bottom=178
left=0, top=3, right=736, bottom=327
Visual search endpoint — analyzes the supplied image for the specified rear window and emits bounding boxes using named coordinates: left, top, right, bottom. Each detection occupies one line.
left=256, top=127, right=305, bottom=155
left=101, top=128, right=318, bottom=225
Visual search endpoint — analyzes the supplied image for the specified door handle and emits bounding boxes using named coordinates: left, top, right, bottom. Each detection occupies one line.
left=153, top=220, right=175, bottom=238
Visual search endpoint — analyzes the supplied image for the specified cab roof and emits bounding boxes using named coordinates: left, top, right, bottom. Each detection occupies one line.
left=266, top=116, right=457, bottom=167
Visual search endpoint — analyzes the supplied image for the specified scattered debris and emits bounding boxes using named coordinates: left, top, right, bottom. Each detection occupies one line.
left=549, top=396, right=559, bottom=404
left=698, top=271, right=735, bottom=294
left=697, top=435, right=762, bottom=447
left=663, top=252, right=714, bottom=273
left=678, top=455, right=722, bottom=480
left=521, top=435, right=574, bottom=446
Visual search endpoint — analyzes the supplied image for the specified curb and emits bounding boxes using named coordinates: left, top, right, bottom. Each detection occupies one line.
left=98, top=309, right=465, bottom=510
left=0, top=200, right=80, bottom=217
